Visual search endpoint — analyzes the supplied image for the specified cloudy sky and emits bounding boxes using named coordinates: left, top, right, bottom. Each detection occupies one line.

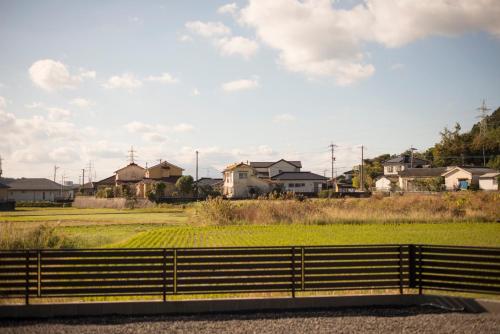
left=1, top=0, right=499, bottom=183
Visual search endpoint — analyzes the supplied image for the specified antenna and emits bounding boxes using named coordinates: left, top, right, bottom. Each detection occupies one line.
left=128, top=146, right=137, bottom=164
left=409, top=146, right=417, bottom=168
left=476, top=99, right=491, bottom=166
left=53, top=165, right=59, bottom=182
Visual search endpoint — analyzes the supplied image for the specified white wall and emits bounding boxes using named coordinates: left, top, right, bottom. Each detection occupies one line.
left=444, top=169, right=472, bottom=190
left=269, top=161, right=299, bottom=177
left=375, top=178, right=391, bottom=191
left=281, top=180, right=320, bottom=193
left=479, top=178, right=498, bottom=191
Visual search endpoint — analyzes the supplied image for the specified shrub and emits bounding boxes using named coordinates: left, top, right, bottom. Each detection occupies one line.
left=197, top=197, right=236, bottom=224
left=0, top=223, right=80, bottom=249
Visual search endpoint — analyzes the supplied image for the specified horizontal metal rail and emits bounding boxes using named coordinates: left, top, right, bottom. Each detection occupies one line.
left=0, top=244, right=498, bottom=304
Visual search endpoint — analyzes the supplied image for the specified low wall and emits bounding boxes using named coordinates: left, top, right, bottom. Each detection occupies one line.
left=0, top=295, right=498, bottom=319
left=73, top=197, right=155, bottom=209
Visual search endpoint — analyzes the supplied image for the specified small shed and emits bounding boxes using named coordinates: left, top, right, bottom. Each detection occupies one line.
left=479, top=172, right=499, bottom=191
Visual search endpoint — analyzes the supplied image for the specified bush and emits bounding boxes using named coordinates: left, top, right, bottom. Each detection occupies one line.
left=197, top=197, right=236, bottom=224
left=0, top=223, right=80, bottom=249
left=15, top=201, right=70, bottom=208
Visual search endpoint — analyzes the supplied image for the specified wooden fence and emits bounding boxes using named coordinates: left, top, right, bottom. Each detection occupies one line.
left=0, top=245, right=499, bottom=304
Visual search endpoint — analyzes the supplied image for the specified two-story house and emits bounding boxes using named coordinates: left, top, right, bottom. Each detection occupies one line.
left=249, top=160, right=302, bottom=178
left=137, top=161, right=184, bottom=197
left=223, top=163, right=272, bottom=198
left=382, top=155, right=430, bottom=175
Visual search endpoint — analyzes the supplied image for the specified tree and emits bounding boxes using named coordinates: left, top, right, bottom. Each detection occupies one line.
left=175, top=175, right=194, bottom=196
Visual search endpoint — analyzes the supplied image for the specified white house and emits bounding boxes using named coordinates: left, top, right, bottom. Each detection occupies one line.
left=270, top=172, right=327, bottom=194
left=441, top=167, right=498, bottom=190
left=382, top=155, right=430, bottom=176
left=479, top=172, right=499, bottom=191
left=223, top=163, right=272, bottom=198
left=4, top=178, right=74, bottom=202
left=250, top=160, right=301, bottom=178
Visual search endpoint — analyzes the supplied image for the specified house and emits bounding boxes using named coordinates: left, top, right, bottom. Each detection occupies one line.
left=137, top=161, right=184, bottom=198
left=0, top=182, right=9, bottom=200
left=115, top=163, right=145, bottom=184
left=375, top=175, right=398, bottom=192
left=442, top=167, right=498, bottom=190
left=4, top=178, right=74, bottom=202
left=382, top=155, right=429, bottom=175
left=398, top=167, right=447, bottom=191
left=223, top=163, right=272, bottom=198
left=479, top=172, right=500, bottom=191
left=195, top=177, right=223, bottom=196
left=79, top=182, right=97, bottom=196
left=250, top=160, right=302, bottom=178
left=271, top=172, right=327, bottom=195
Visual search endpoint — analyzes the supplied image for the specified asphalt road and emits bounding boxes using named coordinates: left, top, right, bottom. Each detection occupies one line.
left=1, top=306, right=499, bottom=334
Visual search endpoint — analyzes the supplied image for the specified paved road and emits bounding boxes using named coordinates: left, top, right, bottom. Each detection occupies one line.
left=1, top=306, right=499, bottom=334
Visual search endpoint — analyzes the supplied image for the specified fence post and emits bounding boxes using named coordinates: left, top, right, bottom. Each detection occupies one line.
left=291, top=247, right=296, bottom=298
left=25, top=250, right=30, bottom=305
left=37, top=250, right=41, bottom=298
left=173, top=249, right=177, bottom=295
left=301, top=247, right=305, bottom=292
left=398, top=245, right=403, bottom=295
left=418, top=245, right=423, bottom=295
left=408, top=244, right=416, bottom=289
left=162, top=248, right=167, bottom=302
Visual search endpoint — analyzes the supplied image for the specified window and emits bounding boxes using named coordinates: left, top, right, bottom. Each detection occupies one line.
left=289, top=183, right=295, bottom=188
left=387, top=166, right=393, bottom=173
left=239, top=172, right=248, bottom=179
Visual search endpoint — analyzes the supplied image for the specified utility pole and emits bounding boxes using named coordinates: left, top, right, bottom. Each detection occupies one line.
left=86, top=161, right=93, bottom=183
left=410, top=146, right=417, bottom=168
left=195, top=150, right=199, bottom=199
left=60, top=174, right=66, bottom=197
left=477, top=99, right=491, bottom=166
left=82, top=168, right=85, bottom=186
left=0, top=155, right=3, bottom=178
left=329, top=143, right=337, bottom=190
left=53, top=165, right=59, bottom=182
left=360, top=145, right=364, bottom=192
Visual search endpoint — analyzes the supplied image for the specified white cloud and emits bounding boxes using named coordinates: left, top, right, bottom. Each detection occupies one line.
left=273, top=113, right=296, bottom=122
left=179, top=34, right=193, bottom=43
left=29, top=59, right=96, bottom=91
left=103, top=73, right=143, bottom=89
left=218, top=3, right=238, bottom=15
left=222, top=78, right=259, bottom=92
left=173, top=123, right=194, bottom=132
left=390, top=63, right=405, bottom=71
left=0, top=96, right=6, bottom=110
left=70, top=98, right=94, bottom=108
left=239, top=0, right=500, bottom=85
left=192, top=88, right=200, bottom=96
left=46, top=107, right=71, bottom=121
left=25, top=102, right=44, bottom=109
left=185, top=21, right=231, bottom=37
left=146, top=72, right=179, bottom=84
left=217, top=36, right=259, bottom=59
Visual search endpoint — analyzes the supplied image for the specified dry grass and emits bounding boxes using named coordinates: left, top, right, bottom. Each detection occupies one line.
left=196, top=192, right=500, bottom=225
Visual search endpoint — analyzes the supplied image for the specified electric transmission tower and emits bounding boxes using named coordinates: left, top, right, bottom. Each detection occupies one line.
left=476, top=100, right=491, bottom=166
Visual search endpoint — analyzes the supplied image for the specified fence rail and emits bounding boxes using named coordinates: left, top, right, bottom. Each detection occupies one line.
left=0, top=245, right=499, bottom=304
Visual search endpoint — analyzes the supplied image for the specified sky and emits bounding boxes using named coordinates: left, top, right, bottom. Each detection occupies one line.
left=0, top=0, right=499, bottom=183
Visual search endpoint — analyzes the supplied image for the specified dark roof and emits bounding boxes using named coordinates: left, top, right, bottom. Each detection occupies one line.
left=383, top=156, right=429, bottom=166
left=94, top=175, right=116, bottom=186
left=196, top=178, right=223, bottom=187
left=250, top=160, right=302, bottom=168
left=461, top=167, right=498, bottom=176
left=399, top=167, right=447, bottom=178
left=271, top=171, right=328, bottom=181
left=0, top=182, right=10, bottom=189
left=6, top=178, right=66, bottom=191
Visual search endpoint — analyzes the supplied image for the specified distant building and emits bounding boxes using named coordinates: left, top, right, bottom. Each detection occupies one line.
left=0, top=182, right=9, bottom=201
left=442, top=167, right=498, bottom=190
left=270, top=171, right=327, bottom=195
left=398, top=167, right=447, bottom=191
left=223, top=163, right=272, bottom=198
left=479, top=172, right=500, bottom=191
left=382, top=155, right=430, bottom=176
left=3, top=178, right=74, bottom=202
left=250, top=160, right=302, bottom=178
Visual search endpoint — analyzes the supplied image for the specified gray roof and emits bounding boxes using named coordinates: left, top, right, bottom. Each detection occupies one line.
left=196, top=178, right=223, bottom=187
left=383, top=156, right=429, bottom=166
left=5, top=178, right=67, bottom=191
left=461, top=167, right=498, bottom=176
left=0, top=182, right=10, bottom=189
left=250, top=160, right=302, bottom=168
left=271, top=172, right=327, bottom=181
left=399, top=167, right=447, bottom=178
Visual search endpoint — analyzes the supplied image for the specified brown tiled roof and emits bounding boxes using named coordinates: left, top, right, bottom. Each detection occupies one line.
left=114, top=163, right=145, bottom=173
left=94, top=175, right=116, bottom=186
left=147, top=161, right=184, bottom=171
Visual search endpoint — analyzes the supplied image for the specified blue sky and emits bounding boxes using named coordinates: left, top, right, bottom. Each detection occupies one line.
left=1, top=0, right=499, bottom=183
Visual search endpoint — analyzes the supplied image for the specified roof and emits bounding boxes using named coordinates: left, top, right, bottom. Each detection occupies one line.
left=224, top=162, right=252, bottom=172
left=250, top=159, right=302, bottom=169
left=114, top=163, right=145, bottom=173
left=6, top=178, right=66, bottom=191
left=383, top=156, right=429, bottom=166
left=442, top=166, right=498, bottom=177
left=399, top=167, right=447, bottom=178
left=479, top=172, right=500, bottom=179
left=0, top=182, right=10, bottom=189
left=94, top=175, right=116, bottom=186
left=196, top=177, right=223, bottom=187
left=271, top=171, right=328, bottom=181
left=147, top=161, right=184, bottom=171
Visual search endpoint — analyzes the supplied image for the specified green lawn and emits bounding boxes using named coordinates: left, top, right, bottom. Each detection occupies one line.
left=111, top=222, right=500, bottom=248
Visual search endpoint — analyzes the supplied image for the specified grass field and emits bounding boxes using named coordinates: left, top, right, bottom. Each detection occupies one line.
left=111, top=222, right=500, bottom=248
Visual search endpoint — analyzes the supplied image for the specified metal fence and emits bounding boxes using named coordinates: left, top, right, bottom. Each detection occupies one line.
left=0, top=244, right=499, bottom=304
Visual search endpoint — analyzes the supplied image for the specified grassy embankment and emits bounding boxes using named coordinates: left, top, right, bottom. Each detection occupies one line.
left=0, top=192, right=498, bottom=249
